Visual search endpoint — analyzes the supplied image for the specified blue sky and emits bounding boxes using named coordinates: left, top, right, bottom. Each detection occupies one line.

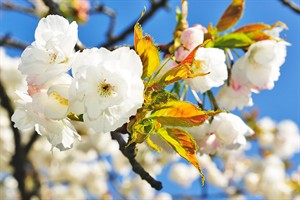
left=1, top=0, right=299, bottom=198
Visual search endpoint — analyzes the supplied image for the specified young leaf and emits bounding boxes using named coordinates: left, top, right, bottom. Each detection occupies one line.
left=134, top=22, right=160, bottom=79
left=158, top=43, right=208, bottom=86
left=234, top=23, right=271, bottom=33
left=146, top=137, right=161, bottom=152
left=214, top=33, right=253, bottom=48
left=216, top=0, right=245, bottom=32
left=150, top=101, right=209, bottom=127
left=146, top=89, right=178, bottom=110
left=129, top=118, right=160, bottom=144
left=157, top=127, right=205, bottom=185
left=246, top=31, right=272, bottom=42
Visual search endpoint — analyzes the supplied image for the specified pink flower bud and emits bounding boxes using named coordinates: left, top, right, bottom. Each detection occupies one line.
left=180, top=26, right=204, bottom=50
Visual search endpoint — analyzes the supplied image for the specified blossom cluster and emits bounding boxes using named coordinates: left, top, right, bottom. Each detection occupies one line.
left=217, top=31, right=288, bottom=110
left=2, top=0, right=299, bottom=199
left=11, top=15, right=145, bottom=151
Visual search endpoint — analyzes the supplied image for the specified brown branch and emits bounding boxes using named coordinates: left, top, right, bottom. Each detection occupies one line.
left=111, top=130, right=163, bottom=190
left=99, top=0, right=169, bottom=48
left=279, top=0, right=300, bottom=14
left=24, top=132, right=39, bottom=155
left=0, top=80, right=40, bottom=200
left=0, top=1, right=36, bottom=15
left=90, top=4, right=116, bottom=40
left=42, top=0, right=62, bottom=16
left=0, top=35, right=29, bottom=50
left=0, top=80, right=26, bottom=199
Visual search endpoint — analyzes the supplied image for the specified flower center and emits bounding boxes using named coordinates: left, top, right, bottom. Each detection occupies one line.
left=98, top=80, right=115, bottom=97
left=192, top=59, right=209, bottom=74
left=50, top=92, right=68, bottom=106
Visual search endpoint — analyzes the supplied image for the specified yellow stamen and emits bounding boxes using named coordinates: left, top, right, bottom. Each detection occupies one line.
left=50, top=92, right=68, bottom=106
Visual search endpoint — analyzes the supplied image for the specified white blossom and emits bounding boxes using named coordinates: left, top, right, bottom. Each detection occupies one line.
left=210, top=113, right=253, bottom=150
left=273, top=120, right=300, bottom=159
left=241, top=40, right=287, bottom=90
left=217, top=58, right=253, bottom=110
left=185, top=48, right=227, bottom=93
left=0, top=48, right=26, bottom=98
left=198, top=154, right=229, bottom=188
left=260, top=155, right=293, bottom=199
left=257, top=117, right=276, bottom=147
left=11, top=91, right=80, bottom=151
left=70, top=47, right=144, bottom=133
left=19, top=15, right=78, bottom=86
left=168, top=163, right=199, bottom=187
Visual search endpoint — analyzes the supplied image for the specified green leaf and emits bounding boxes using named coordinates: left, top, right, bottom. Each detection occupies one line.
left=216, top=0, right=245, bottom=32
left=146, top=89, right=178, bottom=110
left=150, top=101, right=209, bottom=127
left=214, top=33, right=253, bottom=48
left=157, top=127, right=205, bottom=185
left=128, top=116, right=160, bottom=145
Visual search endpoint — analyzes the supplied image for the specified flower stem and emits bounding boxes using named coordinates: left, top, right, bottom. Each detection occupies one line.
left=207, top=90, right=219, bottom=111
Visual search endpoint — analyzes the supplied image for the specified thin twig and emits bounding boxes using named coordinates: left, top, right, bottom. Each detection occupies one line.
left=225, top=49, right=234, bottom=87
left=111, top=131, right=163, bottom=190
left=0, top=35, right=29, bottom=50
left=0, top=79, right=41, bottom=199
left=42, top=0, right=62, bottom=16
left=24, top=132, right=40, bottom=155
left=191, top=89, right=203, bottom=109
left=207, top=90, right=219, bottom=111
left=279, top=0, right=300, bottom=14
left=99, top=0, right=168, bottom=48
left=0, top=1, right=36, bottom=15
left=0, top=80, right=26, bottom=199
left=90, top=4, right=116, bottom=40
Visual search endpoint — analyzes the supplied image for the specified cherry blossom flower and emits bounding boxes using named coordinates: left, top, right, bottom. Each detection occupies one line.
left=273, top=120, right=300, bottom=159
left=19, top=15, right=78, bottom=86
left=241, top=40, right=287, bottom=90
left=185, top=47, right=227, bottom=93
left=70, top=47, right=144, bottom=133
left=257, top=117, right=276, bottom=147
left=11, top=89, right=80, bottom=151
left=168, top=163, right=200, bottom=187
left=216, top=58, right=253, bottom=110
left=210, top=113, right=253, bottom=150
left=175, top=25, right=205, bottom=62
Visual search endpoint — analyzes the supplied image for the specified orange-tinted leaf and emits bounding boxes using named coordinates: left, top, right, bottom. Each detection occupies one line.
left=136, top=35, right=160, bottom=78
left=234, top=23, right=271, bottom=33
left=272, top=21, right=288, bottom=29
left=158, top=43, right=208, bottom=85
left=216, top=0, right=245, bottom=32
left=157, top=127, right=205, bottom=185
left=246, top=31, right=272, bottom=42
left=150, top=101, right=209, bottom=127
